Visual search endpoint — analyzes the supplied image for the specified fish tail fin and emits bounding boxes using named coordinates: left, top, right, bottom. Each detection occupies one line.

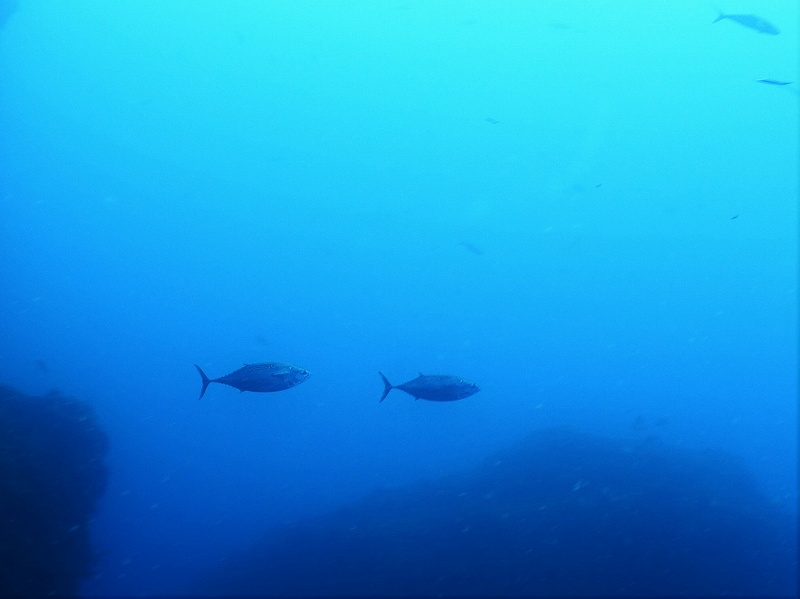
left=712, top=5, right=725, bottom=23
left=195, top=364, right=211, bottom=399
left=378, top=372, right=393, bottom=402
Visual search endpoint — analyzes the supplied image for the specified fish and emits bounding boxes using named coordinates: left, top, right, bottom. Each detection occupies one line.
left=195, top=363, right=309, bottom=399
left=757, top=79, right=793, bottom=86
left=379, top=372, right=480, bottom=402
left=459, top=241, right=484, bottom=256
left=713, top=12, right=779, bottom=35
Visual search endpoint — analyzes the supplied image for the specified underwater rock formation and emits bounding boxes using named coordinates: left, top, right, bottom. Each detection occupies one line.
left=0, top=384, right=109, bottom=597
left=200, top=428, right=797, bottom=596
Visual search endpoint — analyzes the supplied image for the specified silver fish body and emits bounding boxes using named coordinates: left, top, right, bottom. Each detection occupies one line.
left=713, top=13, right=779, bottom=34
left=195, top=363, right=309, bottom=399
left=757, top=79, right=792, bottom=86
left=379, top=372, right=479, bottom=402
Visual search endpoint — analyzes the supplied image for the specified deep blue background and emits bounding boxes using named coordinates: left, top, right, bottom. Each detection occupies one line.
left=1, top=1, right=797, bottom=595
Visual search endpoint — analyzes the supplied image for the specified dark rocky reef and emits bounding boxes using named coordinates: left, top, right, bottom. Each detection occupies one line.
left=0, top=384, right=109, bottom=597
left=199, top=428, right=797, bottom=597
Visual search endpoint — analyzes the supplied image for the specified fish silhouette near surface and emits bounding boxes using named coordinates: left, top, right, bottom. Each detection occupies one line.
left=459, top=241, right=484, bottom=256
left=379, top=372, right=480, bottom=402
left=195, top=363, right=309, bottom=399
left=713, top=12, right=779, bottom=34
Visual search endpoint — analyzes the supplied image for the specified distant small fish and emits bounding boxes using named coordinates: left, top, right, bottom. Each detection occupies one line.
left=713, top=12, right=779, bottom=35
left=195, top=363, right=309, bottom=399
left=379, top=372, right=480, bottom=402
left=34, top=358, right=48, bottom=373
left=631, top=414, right=669, bottom=432
left=459, top=241, right=484, bottom=256
left=730, top=214, right=739, bottom=220
left=757, top=79, right=793, bottom=86
left=484, top=118, right=499, bottom=124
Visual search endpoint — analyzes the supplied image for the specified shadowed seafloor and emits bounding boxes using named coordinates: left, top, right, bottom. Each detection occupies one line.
left=196, top=428, right=797, bottom=597
left=0, top=384, right=109, bottom=596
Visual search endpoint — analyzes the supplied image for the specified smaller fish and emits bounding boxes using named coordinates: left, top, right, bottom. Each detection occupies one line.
left=757, top=79, right=792, bottom=86
left=459, top=241, right=484, bottom=256
left=379, top=372, right=480, bottom=402
left=713, top=12, right=779, bottom=35
left=484, top=118, right=499, bottom=124
left=195, top=362, right=309, bottom=399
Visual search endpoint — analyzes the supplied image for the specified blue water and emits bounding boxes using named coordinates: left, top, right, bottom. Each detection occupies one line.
left=1, top=1, right=797, bottom=596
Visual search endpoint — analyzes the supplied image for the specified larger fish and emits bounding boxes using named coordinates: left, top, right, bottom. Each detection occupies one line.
left=379, top=372, right=479, bottom=402
left=195, top=363, right=309, bottom=399
left=713, top=12, right=779, bottom=34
